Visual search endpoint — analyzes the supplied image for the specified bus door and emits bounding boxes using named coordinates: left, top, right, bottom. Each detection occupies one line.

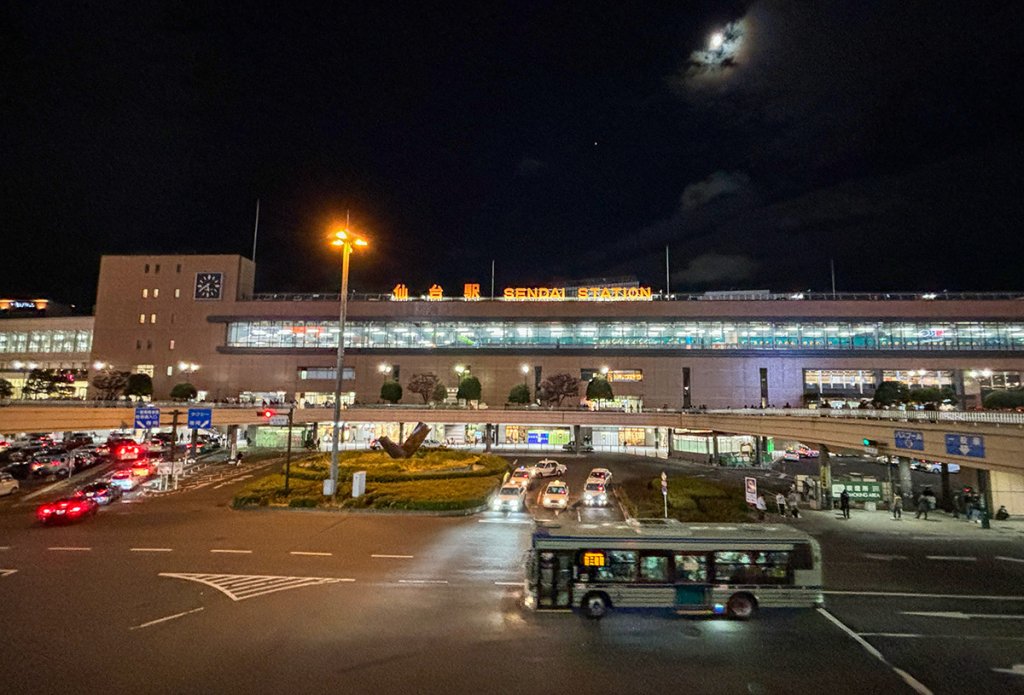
left=537, top=550, right=573, bottom=609
left=673, top=552, right=711, bottom=609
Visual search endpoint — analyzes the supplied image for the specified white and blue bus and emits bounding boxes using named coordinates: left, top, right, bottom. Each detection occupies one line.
left=525, top=519, right=823, bottom=619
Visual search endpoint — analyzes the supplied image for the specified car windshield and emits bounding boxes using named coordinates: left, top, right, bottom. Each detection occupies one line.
left=585, top=483, right=604, bottom=492
left=589, top=471, right=607, bottom=479
left=512, top=470, right=529, bottom=477
left=547, top=485, right=567, bottom=494
left=499, top=487, right=521, bottom=496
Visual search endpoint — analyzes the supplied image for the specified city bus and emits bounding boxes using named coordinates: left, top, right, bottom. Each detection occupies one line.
left=524, top=519, right=823, bottom=620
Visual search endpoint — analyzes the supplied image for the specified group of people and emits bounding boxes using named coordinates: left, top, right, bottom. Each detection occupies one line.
left=753, top=488, right=801, bottom=521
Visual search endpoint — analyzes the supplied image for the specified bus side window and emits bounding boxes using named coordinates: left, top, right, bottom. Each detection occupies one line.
left=638, top=553, right=670, bottom=582
left=673, top=554, right=708, bottom=583
left=791, top=543, right=813, bottom=570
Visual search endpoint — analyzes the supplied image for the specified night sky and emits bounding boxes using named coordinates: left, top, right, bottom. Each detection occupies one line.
left=3, top=1, right=1023, bottom=309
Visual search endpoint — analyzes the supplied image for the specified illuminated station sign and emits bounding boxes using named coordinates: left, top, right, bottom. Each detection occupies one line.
left=390, top=284, right=653, bottom=302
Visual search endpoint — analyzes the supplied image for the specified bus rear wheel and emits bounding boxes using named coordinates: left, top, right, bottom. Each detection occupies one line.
left=726, top=593, right=757, bottom=620
left=582, top=592, right=610, bottom=620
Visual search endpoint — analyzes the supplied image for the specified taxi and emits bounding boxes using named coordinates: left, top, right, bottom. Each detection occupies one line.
left=541, top=480, right=570, bottom=509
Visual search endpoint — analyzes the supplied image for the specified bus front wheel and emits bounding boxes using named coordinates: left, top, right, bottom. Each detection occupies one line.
left=726, top=593, right=757, bottom=620
left=582, top=592, right=610, bottom=620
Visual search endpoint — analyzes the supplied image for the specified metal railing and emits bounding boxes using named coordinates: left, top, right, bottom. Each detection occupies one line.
left=703, top=407, right=1024, bottom=425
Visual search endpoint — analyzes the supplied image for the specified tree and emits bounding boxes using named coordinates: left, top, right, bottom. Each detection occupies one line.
left=170, top=382, right=198, bottom=401
left=586, top=376, right=614, bottom=403
left=407, top=373, right=440, bottom=404
left=456, top=375, right=482, bottom=402
left=984, top=389, right=1024, bottom=410
left=23, top=368, right=77, bottom=399
left=92, top=368, right=129, bottom=400
left=872, top=380, right=910, bottom=406
left=0, top=378, right=13, bottom=399
left=538, top=373, right=580, bottom=407
left=380, top=379, right=403, bottom=404
left=125, top=373, right=154, bottom=400
left=508, top=383, right=531, bottom=404
left=431, top=382, right=448, bottom=403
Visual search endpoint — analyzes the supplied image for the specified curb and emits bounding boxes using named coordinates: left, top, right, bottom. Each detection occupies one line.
left=230, top=503, right=490, bottom=517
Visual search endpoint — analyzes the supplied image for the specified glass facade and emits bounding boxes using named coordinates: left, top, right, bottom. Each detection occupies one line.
left=225, top=319, right=1024, bottom=352
left=0, top=328, right=92, bottom=354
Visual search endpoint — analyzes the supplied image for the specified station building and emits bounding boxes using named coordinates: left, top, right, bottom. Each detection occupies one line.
left=82, top=254, right=1024, bottom=416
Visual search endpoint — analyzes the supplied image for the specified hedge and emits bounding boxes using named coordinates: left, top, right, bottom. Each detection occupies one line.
left=618, top=475, right=751, bottom=523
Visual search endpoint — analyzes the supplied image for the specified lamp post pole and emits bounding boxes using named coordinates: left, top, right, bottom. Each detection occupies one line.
left=329, top=241, right=352, bottom=502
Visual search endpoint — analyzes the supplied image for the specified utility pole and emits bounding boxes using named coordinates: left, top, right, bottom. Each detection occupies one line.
left=665, top=245, right=670, bottom=299
left=284, top=405, right=294, bottom=493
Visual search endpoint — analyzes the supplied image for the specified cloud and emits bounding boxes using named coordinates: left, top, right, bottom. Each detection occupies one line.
left=671, top=253, right=757, bottom=286
left=680, top=170, right=750, bottom=210
left=515, top=157, right=545, bottom=177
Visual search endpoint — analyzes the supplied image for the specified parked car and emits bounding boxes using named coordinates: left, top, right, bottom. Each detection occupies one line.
left=541, top=480, right=570, bottom=509
left=36, top=497, right=99, bottom=525
left=491, top=484, right=527, bottom=512
left=0, top=472, right=19, bottom=497
left=73, top=481, right=123, bottom=506
left=562, top=442, right=595, bottom=453
left=528, top=459, right=567, bottom=479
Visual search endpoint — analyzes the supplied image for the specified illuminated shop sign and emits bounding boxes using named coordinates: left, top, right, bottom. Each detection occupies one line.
left=389, top=284, right=652, bottom=301
left=607, top=370, right=643, bottom=383
left=0, top=299, right=48, bottom=311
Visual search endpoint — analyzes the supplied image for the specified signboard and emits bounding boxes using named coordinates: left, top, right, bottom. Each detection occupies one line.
left=527, top=431, right=550, bottom=445
left=582, top=552, right=606, bottom=567
left=187, top=408, right=212, bottom=429
left=864, top=446, right=879, bottom=456
left=157, top=460, right=184, bottom=476
left=269, top=415, right=289, bottom=426
left=744, top=477, right=757, bottom=505
left=894, top=429, right=925, bottom=451
left=134, top=406, right=160, bottom=429
left=945, top=434, right=985, bottom=458
left=832, top=481, right=883, bottom=501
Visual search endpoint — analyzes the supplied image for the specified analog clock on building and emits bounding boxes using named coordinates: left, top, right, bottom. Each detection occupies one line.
left=194, top=272, right=223, bottom=300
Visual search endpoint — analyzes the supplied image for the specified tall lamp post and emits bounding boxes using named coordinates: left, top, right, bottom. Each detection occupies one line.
left=327, top=227, right=368, bottom=500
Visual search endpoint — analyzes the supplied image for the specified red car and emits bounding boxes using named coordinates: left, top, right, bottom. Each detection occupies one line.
left=37, top=497, right=99, bottom=524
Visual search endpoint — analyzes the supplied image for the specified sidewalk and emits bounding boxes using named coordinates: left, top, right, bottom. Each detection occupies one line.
left=795, top=506, right=1024, bottom=540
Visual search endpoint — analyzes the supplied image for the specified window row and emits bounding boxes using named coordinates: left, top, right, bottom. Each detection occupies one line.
left=576, top=548, right=811, bottom=585
left=225, top=320, right=1024, bottom=352
left=0, top=329, right=92, bottom=354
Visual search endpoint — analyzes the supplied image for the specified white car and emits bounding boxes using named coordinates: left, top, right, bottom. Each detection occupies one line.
left=0, top=472, right=19, bottom=497
left=541, top=480, right=570, bottom=509
left=586, top=468, right=612, bottom=484
left=582, top=481, right=609, bottom=507
left=108, top=468, right=139, bottom=491
left=508, top=467, right=532, bottom=489
left=529, top=459, right=567, bottom=479
left=491, top=484, right=527, bottom=512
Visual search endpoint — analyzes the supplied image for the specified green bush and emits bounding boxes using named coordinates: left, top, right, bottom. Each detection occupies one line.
left=288, top=497, right=319, bottom=508
left=622, top=475, right=749, bottom=523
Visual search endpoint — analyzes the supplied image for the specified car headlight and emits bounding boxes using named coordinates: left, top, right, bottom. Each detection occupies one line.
left=491, top=499, right=502, bottom=510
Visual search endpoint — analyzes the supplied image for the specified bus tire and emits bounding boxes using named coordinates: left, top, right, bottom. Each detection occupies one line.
left=582, top=592, right=610, bottom=620
left=726, top=593, right=757, bottom=620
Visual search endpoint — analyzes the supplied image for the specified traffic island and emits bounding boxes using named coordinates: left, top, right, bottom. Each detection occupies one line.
left=617, top=475, right=752, bottom=522
left=231, top=450, right=507, bottom=512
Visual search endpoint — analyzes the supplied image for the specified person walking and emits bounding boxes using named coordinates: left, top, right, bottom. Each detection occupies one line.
left=892, top=494, right=903, bottom=520
left=951, top=492, right=962, bottom=519
left=755, top=493, right=767, bottom=521
left=775, top=492, right=787, bottom=518
left=788, top=489, right=800, bottom=518
left=915, top=493, right=929, bottom=520
left=839, top=488, right=851, bottom=519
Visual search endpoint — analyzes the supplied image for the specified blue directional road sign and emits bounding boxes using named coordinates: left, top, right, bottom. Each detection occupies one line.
left=894, top=429, right=925, bottom=451
left=945, top=433, right=985, bottom=458
left=187, top=408, right=212, bottom=429
left=134, top=406, right=160, bottom=429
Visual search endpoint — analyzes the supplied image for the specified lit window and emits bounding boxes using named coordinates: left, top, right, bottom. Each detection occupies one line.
left=153, top=288, right=160, bottom=298
left=139, top=314, right=146, bottom=324
left=135, top=364, right=154, bottom=376
left=142, top=289, right=149, bottom=298
left=166, top=366, right=173, bottom=376
left=175, top=288, right=181, bottom=298
left=150, top=313, right=157, bottom=324
left=169, top=339, right=175, bottom=350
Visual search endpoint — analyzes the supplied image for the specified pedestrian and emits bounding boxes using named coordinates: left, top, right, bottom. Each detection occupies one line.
left=915, top=494, right=929, bottom=520
left=951, top=492, right=962, bottom=519
left=755, top=493, right=767, bottom=521
left=236, top=451, right=244, bottom=467
left=839, top=488, right=851, bottom=519
left=788, top=490, right=800, bottom=518
left=892, top=494, right=903, bottom=520
left=995, top=505, right=1010, bottom=521
left=775, top=491, right=787, bottom=517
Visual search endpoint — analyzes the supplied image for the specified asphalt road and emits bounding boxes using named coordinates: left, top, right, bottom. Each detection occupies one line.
left=0, top=452, right=1021, bottom=694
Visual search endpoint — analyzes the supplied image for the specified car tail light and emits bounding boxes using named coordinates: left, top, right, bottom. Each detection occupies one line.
left=70, top=506, right=81, bottom=513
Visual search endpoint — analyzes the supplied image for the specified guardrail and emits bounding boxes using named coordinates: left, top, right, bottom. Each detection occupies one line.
left=701, top=407, right=1024, bottom=425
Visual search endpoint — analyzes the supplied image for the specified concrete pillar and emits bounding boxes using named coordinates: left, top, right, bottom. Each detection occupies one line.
left=897, top=456, right=913, bottom=501
left=667, top=428, right=674, bottom=457
left=940, top=463, right=952, bottom=510
left=399, top=421, right=405, bottom=444
left=484, top=423, right=492, bottom=452
left=754, top=436, right=762, bottom=467
left=712, top=434, right=719, bottom=465
left=227, top=424, right=239, bottom=460
left=817, top=444, right=832, bottom=510
left=573, top=424, right=581, bottom=454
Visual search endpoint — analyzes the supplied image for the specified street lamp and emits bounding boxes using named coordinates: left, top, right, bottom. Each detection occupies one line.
left=378, top=363, right=392, bottom=377
left=328, top=226, right=368, bottom=500
left=520, top=363, right=529, bottom=385
left=600, top=365, right=609, bottom=376
left=178, top=362, right=200, bottom=379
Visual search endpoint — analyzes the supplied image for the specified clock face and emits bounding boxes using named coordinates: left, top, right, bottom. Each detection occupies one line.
left=194, top=272, right=223, bottom=300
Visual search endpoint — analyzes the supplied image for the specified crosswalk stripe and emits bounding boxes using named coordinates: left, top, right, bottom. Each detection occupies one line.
left=159, top=572, right=354, bottom=601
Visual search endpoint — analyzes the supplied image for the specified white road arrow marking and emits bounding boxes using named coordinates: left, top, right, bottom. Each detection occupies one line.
left=0, top=569, right=17, bottom=578
left=901, top=611, right=1024, bottom=620
left=864, top=553, right=908, bottom=561
left=993, top=664, right=1024, bottom=677
left=159, top=572, right=354, bottom=601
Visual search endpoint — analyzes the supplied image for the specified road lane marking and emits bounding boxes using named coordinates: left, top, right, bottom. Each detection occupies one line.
left=290, top=551, right=333, bottom=557
left=0, top=546, right=10, bottom=550
left=159, top=572, right=353, bottom=601
left=992, top=664, right=1024, bottom=677
left=372, top=554, right=413, bottom=559
left=863, top=553, right=908, bottom=561
left=824, top=590, right=1024, bottom=601
left=398, top=579, right=448, bottom=585
left=901, top=610, right=1024, bottom=620
left=130, top=548, right=173, bottom=553
left=860, top=633, right=1024, bottom=641
left=0, top=569, right=17, bottom=578
left=817, top=608, right=932, bottom=695
left=494, top=581, right=521, bottom=586
left=925, top=555, right=976, bottom=561
left=477, top=518, right=532, bottom=525
left=130, top=607, right=205, bottom=631
left=996, top=556, right=1024, bottom=564
left=48, top=547, right=91, bottom=552
left=210, top=549, right=253, bottom=554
